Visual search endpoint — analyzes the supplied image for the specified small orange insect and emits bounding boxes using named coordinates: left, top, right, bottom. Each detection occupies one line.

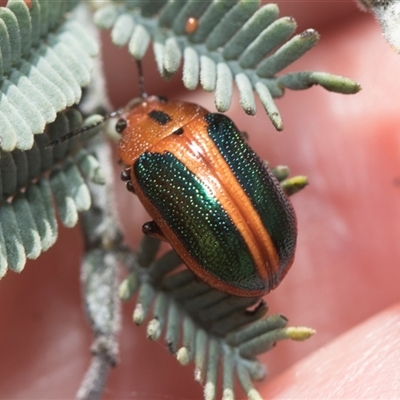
left=185, top=17, right=198, bottom=34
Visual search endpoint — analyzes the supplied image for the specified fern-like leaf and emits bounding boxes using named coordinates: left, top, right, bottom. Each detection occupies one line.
left=0, top=110, right=104, bottom=278
left=118, top=240, right=313, bottom=400
left=94, top=0, right=361, bottom=130
left=0, top=0, right=98, bottom=151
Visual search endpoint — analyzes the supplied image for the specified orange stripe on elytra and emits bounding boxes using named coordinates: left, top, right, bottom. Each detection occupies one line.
left=147, top=118, right=280, bottom=289
left=132, top=181, right=267, bottom=297
left=131, top=176, right=254, bottom=295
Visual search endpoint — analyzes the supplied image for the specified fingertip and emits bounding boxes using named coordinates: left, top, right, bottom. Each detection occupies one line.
left=259, top=303, right=400, bottom=398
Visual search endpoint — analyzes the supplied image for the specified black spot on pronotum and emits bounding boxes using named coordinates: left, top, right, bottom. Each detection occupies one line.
left=116, top=118, right=127, bottom=133
left=172, top=127, right=184, bottom=135
left=148, top=110, right=172, bottom=125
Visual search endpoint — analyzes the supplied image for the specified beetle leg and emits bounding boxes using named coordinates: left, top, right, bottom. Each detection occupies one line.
left=240, top=130, right=249, bottom=141
left=142, top=221, right=167, bottom=241
left=121, top=168, right=136, bottom=193
left=120, top=168, right=131, bottom=182
left=125, top=180, right=135, bottom=194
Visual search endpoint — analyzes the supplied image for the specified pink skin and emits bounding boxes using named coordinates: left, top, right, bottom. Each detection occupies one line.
left=1, top=2, right=400, bottom=398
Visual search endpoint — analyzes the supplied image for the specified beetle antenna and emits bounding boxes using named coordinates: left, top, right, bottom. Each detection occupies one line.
left=46, top=108, right=124, bottom=148
left=136, top=59, right=147, bottom=99
left=48, top=60, right=146, bottom=148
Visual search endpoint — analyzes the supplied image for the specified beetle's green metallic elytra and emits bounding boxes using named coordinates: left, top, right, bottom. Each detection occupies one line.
left=135, top=151, right=267, bottom=293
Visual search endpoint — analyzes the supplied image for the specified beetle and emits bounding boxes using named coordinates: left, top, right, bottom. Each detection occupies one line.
left=115, top=95, right=297, bottom=297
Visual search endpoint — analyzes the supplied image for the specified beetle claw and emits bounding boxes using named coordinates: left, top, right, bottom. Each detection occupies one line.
left=125, top=180, right=135, bottom=193
left=142, top=221, right=167, bottom=241
left=121, top=168, right=131, bottom=182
